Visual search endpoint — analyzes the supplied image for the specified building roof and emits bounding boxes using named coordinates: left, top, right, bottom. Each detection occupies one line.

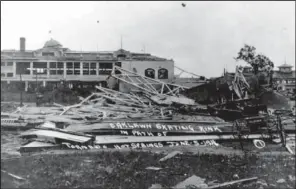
left=278, top=63, right=293, bottom=68
left=1, top=38, right=170, bottom=62
left=43, top=38, right=63, bottom=48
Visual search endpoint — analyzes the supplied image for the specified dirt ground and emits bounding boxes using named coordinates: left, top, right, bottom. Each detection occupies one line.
left=1, top=149, right=295, bottom=189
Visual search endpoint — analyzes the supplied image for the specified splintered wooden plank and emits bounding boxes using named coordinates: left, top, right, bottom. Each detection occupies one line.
left=21, top=141, right=58, bottom=148
left=64, top=121, right=233, bottom=133
left=15, top=106, right=62, bottom=115
left=93, top=134, right=276, bottom=145
left=20, top=130, right=93, bottom=143
left=60, top=93, right=96, bottom=115
left=19, top=141, right=59, bottom=153
left=1, top=170, right=26, bottom=181
left=207, top=177, right=258, bottom=189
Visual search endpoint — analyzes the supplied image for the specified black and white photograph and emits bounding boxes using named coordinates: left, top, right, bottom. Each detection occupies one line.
left=1, top=1, right=295, bottom=188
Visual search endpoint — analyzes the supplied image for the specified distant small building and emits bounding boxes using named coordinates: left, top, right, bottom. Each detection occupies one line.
left=273, top=63, right=296, bottom=93
left=225, top=64, right=295, bottom=93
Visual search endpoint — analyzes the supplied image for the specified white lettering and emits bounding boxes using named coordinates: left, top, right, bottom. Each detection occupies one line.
left=127, top=123, right=134, bottom=129
left=141, top=132, right=146, bottom=136
left=116, top=123, right=123, bottom=129
left=181, top=126, right=187, bottom=130
left=162, top=125, right=168, bottom=130
left=110, top=123, right=116, bottom=129
left=167, top=142, right=175, bottom=147
left=207, top=127, right=214, bottom=132
left=153, top=143, right=159, bottom=148
left=199, top=126, right=206, bottom=133
left=120, top=130, right=129, bottom=135
left=139, top=124, right=146, bottom=129
left=147, top=143, right=154, bottom=148
left=75, top=145, right=82, bottom=150
left=167, top=125, right=173, bottom=131
left=130, top=143, right=137, bottom=149
left=63, top=143, right=71, bottom=148
left=156, top=124, right=162, bottom=130
left=193, top=141, right=199, bottom=146
left=146, top=124, right=152, bottom=129
left=180, top=141, right=189, bottom=146
left=121, top=122, right=127, bottom=129
left=147, top=132, right=154, bottom=137
left=188, top=125, right=194, bottom=131
left=158, top=142, right=163, bottom=148
left=214, top=126, right=222, bottom=133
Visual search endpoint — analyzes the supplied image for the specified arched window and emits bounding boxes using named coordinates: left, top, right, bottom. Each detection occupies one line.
left=145, top=68, right=155, bottom=79
left=158, top=68, right=168, bottom=79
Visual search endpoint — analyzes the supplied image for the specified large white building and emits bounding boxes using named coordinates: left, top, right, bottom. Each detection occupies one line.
left=1, top=37, right=174, bottom=92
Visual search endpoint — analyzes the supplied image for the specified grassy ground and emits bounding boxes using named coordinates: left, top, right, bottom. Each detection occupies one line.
left=1, top=131, right=295, bottom=189
left=1, top=149, right=295, bottom=189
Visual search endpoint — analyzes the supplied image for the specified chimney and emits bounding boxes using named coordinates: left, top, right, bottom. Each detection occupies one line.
left=20, top=37, right=26, bottom=52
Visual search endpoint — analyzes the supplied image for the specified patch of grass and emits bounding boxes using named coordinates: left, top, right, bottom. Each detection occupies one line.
left=1, top=150, right=295, bottom=189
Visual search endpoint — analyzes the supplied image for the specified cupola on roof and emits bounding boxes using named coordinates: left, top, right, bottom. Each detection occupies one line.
left=43, top=38, right=62, bottom=48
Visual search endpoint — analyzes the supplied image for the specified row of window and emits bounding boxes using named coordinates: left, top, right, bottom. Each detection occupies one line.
left=145, top=68, right=168, bottom=79
left=1, top=62, right=13, bottom=66
left=276, top=80, right=296, bottom=84
left=1, top=73, right=14, bottom=77
left=3, top=62, right=169, bottom=79
left=14, top=62, right=117, bottom=76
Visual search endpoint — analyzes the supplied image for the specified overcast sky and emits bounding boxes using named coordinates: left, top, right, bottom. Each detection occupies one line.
left=1, top=1, right=295, bottom=77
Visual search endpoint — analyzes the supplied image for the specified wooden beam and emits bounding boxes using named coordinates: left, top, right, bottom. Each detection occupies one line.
left=60, top=93, right=95, bottom=115
left=174, top=65, right=205, bottom=78
left=207, top=177, right=258, bottom=189
left=112, top=75, right=157, bottom=95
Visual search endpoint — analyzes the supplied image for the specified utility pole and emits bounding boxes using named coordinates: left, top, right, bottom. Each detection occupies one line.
left=96, top=21, right=99, bottom=54
left=35, top=68, right=38, bottom=92
left=19, top=68, right=23, bottom=107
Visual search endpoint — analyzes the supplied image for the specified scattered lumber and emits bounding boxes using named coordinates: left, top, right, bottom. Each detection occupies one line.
left=20, top=127, right=95, bottom=144
left=159, top=151, right=182, bottom=162
left=3, top=70, right=293, bottom=155
left=1, top=170, right=26, bottom=181
left=206, top=177, right=258, bottom=189
left=173, top=175, right=208, bottom=189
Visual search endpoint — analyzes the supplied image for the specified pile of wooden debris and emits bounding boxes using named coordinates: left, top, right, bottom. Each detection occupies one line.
left=1, top=66, right=295, bottom=155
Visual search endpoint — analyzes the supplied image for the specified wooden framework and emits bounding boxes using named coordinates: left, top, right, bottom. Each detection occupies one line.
left=111, top=66, right=189, bottom=96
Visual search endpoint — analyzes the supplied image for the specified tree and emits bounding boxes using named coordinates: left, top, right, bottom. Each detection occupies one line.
left=234, top=44, right=274, bottom=88
left=234, top=44, right=274, bottom=75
